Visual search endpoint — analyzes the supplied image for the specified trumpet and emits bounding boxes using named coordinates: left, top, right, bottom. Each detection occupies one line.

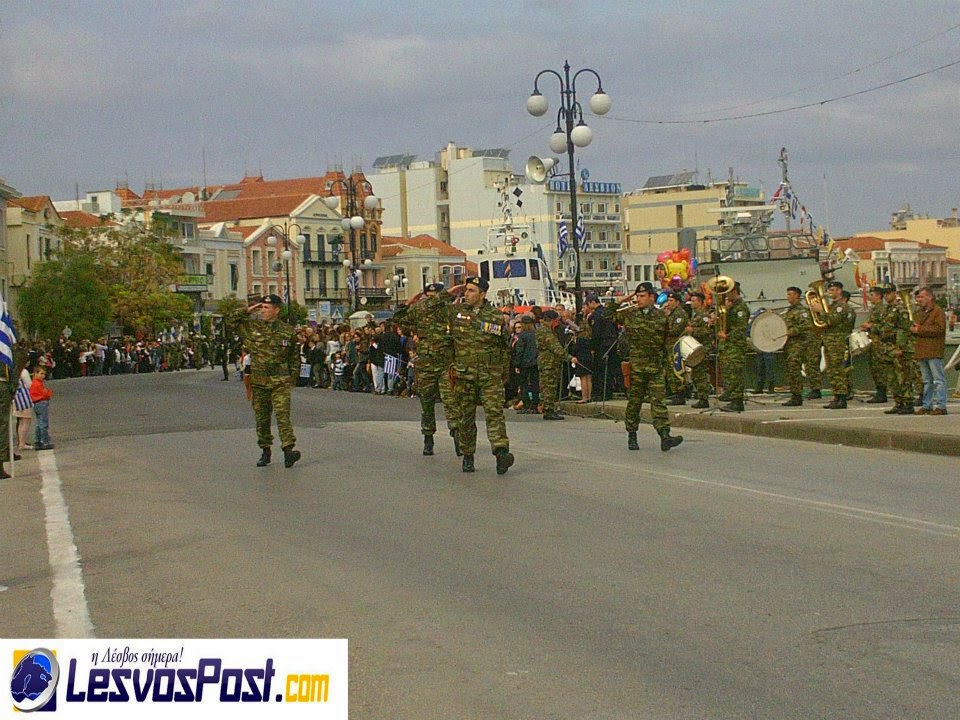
left=614, top=297, right=639, bottom=313
left=898, top=289, right=915, bottom=323
left=805, top=280, right=828, bottom=328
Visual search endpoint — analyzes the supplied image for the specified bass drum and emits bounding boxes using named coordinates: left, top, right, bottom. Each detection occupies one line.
left=748, top=310, right=788, bottom=353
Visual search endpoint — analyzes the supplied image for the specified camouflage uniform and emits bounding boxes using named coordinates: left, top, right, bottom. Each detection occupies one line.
left=621, top=305, right=670, bottom=433
left=0, top=363, right=15, bottom=468
left=782, top=302, right=811, bottom=398
left=232, top=310, right=299, bottom=450
left=406, top=294, right=457, bottom=437
left=719, top=298, right=750, bottom=403
left=663, top=305, right=689, bottom=397
left=805, top=329, right=824, bottom=393
left=823, top=300, right=856, bottom=397
left=865, top=300, right=890, bottom=392
left=536, top=322, right=568, bottom=414
left=886, top=301, right=916, bottom=407
left=688, top=306, right=713, bottom=401
left=447, top=299, right=510, bottom=456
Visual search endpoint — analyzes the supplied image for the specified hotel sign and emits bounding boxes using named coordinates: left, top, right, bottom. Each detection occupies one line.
left=548, top=179, right=621, bottom=194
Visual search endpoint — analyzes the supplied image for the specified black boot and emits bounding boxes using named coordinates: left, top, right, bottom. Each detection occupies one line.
left=866, top=387, right=887, bottom=403
left=627, top=431, right=639, bottom=451
left=913, top=395, right=923, bottom=407
left=495, top=448, right=515, bottom=475
left=691, top=398, right=709, bottom=409
left=782, top=395, right=803, bottom=407
left=450, top=428, right=462, bottom=457
left=884, top=404, right=901, bottom=415
left=462, top=454, right=475, bottom=473
left=897, top=404, right=915, bottom=415
left=824, top=395, right=847, bottom=409
left=658, top=428, right=683, bottom=451
left=666, top=394, right=686, bottom=406
left=282, top=446, right=301, bottom=468
left=720, top=400, right=744, bottom=413
left=0, top=465, right=9, bottom=479
left=256, top=448, right=271, bottom=466
left=807, top=389, right=822, bottom=399
left=543, top=411, right=565, bottom=420
left=423, top=435, right=434, bottom=456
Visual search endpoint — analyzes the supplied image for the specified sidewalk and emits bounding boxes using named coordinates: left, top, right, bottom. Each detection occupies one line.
left=558, top=391, right=960, bottom=457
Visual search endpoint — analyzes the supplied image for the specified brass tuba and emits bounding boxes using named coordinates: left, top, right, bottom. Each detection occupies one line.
left=707, top=275, right=735, bottom=334
left=897, top=289, right=915, bottom=323
left=805, top=280, right=828, bottom=328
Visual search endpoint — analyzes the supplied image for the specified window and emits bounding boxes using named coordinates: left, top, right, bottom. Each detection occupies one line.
left=302, top=233, right=312, bottom=261
left=452, top=265, right=464, bottom=284
left=268, top=284, right=277, bottom=296
left=305, top=269, right=312, bottom=291
left=614, top=203, right=620, bottom=213
left=480, top=261, right=490, bottom=281
left=676, top=204, right=684, bottom=228
left=253, top=283, right=262, bottom=295
left=586, top=260, right=594, bottom=270
left=267, top=249, right=276, bottom=268
left=360, top=233, right=367, bottom=255
left=555, top=202, right=562, bottom=213
left=370, top=231, right=377, bottom=254
left=599, top=259, right=609, bottom=271
left=333, top=268, right=339, bottom=291
left=597, top=203, right=606, bottom=213
left=252, top=249, right=262, bottom=276
left=229, top=263, right=239, bottom=292
left=27, top=234, right=32, bottom=269
left=580, top=202, right=591, bottom=215
left=599, top=231, right=607, bottom=243
left=206, top=262, right=214, bottom=276
left=529, top=259, right=541, bottom=280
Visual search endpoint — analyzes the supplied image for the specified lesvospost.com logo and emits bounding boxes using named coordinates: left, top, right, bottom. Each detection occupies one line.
left=11, top=648, right=59, bottom=712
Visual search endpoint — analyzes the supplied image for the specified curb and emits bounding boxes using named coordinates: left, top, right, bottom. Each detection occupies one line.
left=558, top=400, right=960, bottom=457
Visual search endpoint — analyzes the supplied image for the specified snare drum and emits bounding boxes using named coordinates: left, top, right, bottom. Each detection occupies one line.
left=748, top=310, right=788, bottom=353
left=848, top=330, right=871, bottom=356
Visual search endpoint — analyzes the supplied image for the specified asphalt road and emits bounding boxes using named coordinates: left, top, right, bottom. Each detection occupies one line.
left=2, top=369, right=959, bottom=719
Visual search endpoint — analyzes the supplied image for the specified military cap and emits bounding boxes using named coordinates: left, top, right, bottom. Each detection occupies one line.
left=867, top=285, right=884, bottom=295
left=424, top=281, right=445, bottom=293
left=261, top=293, right=283, bottom=306
left=635, top=281, right=656, bottom=294
left=668, top=291, right=684, bottom=301
left=584, top=292, right=600, bottom=304
left=883, top=283, right=898, bottom=293
left=464, top=276, right=489, bottom=292
left=827, top=280, right=844, bottom=289
left=542, top=309, right=560, bottom=320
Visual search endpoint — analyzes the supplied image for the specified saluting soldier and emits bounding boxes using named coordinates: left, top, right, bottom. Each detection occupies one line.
left=818, top=281, right=856, bottom=409
left=662, top=292, right=689, bottom=406
left=404, top=281, right=459, bottom=456
left=861, top=286, right=890, bottom=403
left=231, top=294, right=302, bottom=468
left=446, top=276, right=515, bottom=474
left=536, top=309, right=570, bottom=420
left=882, top=284, right=916, bottom=415
left=686, top=292, right=713, bottom=409
left=718, top=282, right=749, bottom=413
left=781, top=286, right=811, bottom=406
left=620, top=282, right=683, bottom=452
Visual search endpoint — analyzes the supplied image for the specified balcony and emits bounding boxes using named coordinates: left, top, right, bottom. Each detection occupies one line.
left=358, top=287, right=390, bottom=299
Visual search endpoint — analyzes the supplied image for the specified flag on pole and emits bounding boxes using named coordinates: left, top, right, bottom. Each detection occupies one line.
left=558, top=221, right=569, bottom=258
left=347, top=271, right=359, bottom=293
left=383, top=353, right=400, bottom=378
left=576, top=216, right=586, bottom=252
left=14, top=377, right=32, bottom=411
left=0, top=297, right=17, bottom=368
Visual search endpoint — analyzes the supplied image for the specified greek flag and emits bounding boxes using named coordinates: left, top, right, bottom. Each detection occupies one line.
left=383, top=353, right=400, bottom=378
left=0, top=297, right=16, bottom=368
left=347, top=271, right=359, bottom=293
left=576, top=215, right=586, bottom=252
left=14, top=378, right=32, bottom=411
left=558, top=221, right=569, bottom=258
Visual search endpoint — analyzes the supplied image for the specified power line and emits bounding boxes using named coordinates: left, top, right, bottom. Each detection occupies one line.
left=599, top=57, right=960, bottom=125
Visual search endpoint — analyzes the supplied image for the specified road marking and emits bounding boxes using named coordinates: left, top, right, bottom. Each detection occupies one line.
left=520, top=446, right=960, bottom=540
left=38, top=452, right=95, bottom=638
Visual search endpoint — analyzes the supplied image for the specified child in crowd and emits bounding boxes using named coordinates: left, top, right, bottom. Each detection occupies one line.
left=331, top=352, right=346, bottom=391
left=406, top=350, right=417, bottom=398
left=29, top=365, right=54, bottom=450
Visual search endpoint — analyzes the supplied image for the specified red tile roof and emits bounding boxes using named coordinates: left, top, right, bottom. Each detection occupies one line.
left=9, top=195, right=51, bottom=213
left=833, top=236, right=891, bottom=252
left=61, top=211, right=119, bottom=229
left=199, top=194, right=313, bottom=224
left=381, top=234, right=466, bottom=258
left=114, top=186, right=141, bottom=202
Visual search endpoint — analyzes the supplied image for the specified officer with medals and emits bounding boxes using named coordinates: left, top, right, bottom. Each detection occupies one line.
left=231, top=294, right=302, bottom=468
left=620, top=282, right=683, bottom=452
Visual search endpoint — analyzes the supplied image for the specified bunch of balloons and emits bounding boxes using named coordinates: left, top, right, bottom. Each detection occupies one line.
left=655, top=249, right=697, bottom=291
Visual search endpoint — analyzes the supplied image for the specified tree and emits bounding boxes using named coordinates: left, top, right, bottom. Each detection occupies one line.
left=17, top=252, right=111, bottom=341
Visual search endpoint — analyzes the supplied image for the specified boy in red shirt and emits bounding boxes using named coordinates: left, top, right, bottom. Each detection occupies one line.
left=30, top=366, right=54, bottom=450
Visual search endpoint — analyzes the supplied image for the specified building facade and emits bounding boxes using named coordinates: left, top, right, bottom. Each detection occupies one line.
left=5, top=195, right=63, bottom=316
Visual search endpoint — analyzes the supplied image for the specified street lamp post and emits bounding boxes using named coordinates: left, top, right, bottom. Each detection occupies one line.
left=384, top=274, right=409, bottom=311
left=265, top=222, right=305, bottom=324
left=527, top=60, right=611, bottom=315
left=324, top=176, right=379, bottom=313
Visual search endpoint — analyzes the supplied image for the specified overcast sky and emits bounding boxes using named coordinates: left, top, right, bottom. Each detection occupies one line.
left=2, top=1, right=958, bottom=236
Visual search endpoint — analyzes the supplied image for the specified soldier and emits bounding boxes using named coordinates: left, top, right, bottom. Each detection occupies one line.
left=804, top=298, right=825, bottom=400
left=231, top=294, right=302, bottom=468
left=404, top=281, right=459, bottom=456
left=0, top=349, right=27, bottom=479
left=819, top=286, right=856, bottom=408
left=620, top=282, right=683, bottom=451
left=536, top=309, right=570, bottom=420
left=686, top=292, right=714, bottom=409
left=718, top=282, right=749, bottom=413
left=662, top=292, right=689, bottom=406
left=882, top=284, right=916, bottom=415
left=781, top=286, right=811, bottom=406
left=860, top=286, right=889, bottom=403
left=446, top=276, right=514, bottom=474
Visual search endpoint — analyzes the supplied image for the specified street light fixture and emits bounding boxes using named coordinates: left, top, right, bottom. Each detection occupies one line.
left=323, top=176, right=379, bottom=313
left=264, top=222, right=305, bottom=323
left=526, top=60, right=610, bottom=315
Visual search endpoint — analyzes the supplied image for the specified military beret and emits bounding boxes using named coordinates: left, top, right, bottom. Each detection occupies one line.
left=867, top=285, right=884, bottom=295
left=519, top=313, right=535, bottom=324
left=261, top=294, right=283, bottom=306
left=635, top=281, right=656, bottom=294
left=668, top=291, right=684, bottom=301
left=884, top=283, right=898, bottom=292
left=465, top=276, right=489, bottom=292
left=542, top=309, right=560, bottom=320
left=424, top=281, right=445, bottom=293
left=827, top=280, right=844, bottom=289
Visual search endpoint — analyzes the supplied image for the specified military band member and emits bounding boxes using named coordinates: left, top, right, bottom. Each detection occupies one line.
left=232, top=294, right=302, bottom=468
left=536, top=309, right=570, bottom=420
left=405, top=281, right=458, bottom=456
left=819, top=282, right=856, bottom=409
left=882, top=284, right=916, bottom=415
left=686, top=292, right=713, bottom=409
left=620, top=282, right=683, bottom=452
left=781, top=286, right=810, bottom=406
left=718, top=282, right=749, bottom=413
left=447, top=276, right=515, bottom=474
left=663, top=292, right=689, bottom=406
left=861, top=286, right=889, bottom=403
